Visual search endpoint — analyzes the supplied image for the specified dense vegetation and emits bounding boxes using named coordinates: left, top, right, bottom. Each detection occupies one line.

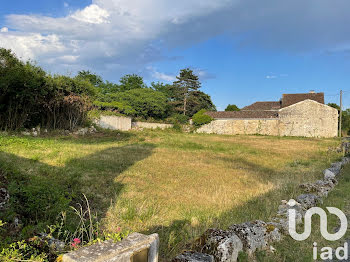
left=0, top=48, right=216, bottom=131
left=328, top=103, right=350, bottom=135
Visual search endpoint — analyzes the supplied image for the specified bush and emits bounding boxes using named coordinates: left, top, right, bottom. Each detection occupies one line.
left=167, top=114, right=189, bottom=124
left=0, top=49, right=95, bottom=130
left=192, top=109, right=213, bottom=127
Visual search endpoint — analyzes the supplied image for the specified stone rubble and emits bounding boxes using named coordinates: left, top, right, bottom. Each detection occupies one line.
left=296, top=193, right=323, bottom=210
left=0, top=187, right=9, bottom=209
left=172, top=251, right=214, bottom=262
left=172, top=153, right=350, bottom=261
left=228, top=220, right=280, bottom=255
left=200, top=229, right=243, bottom=262
left=39, top=233, right=65, bottom=252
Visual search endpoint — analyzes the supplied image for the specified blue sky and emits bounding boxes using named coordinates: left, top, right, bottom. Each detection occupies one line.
left=1, top=0, right=350, bottom=110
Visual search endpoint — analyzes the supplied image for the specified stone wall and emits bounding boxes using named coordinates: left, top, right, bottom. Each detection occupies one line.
left=132, top=121, right=173, bottom=130
left=94, top=115, right=132, bottom=131
left=197, top=100, right=338, bottom=138
left=196, top=119, right=280, bottom=136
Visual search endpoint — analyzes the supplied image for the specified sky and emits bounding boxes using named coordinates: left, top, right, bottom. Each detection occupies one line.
left=1, top=0, right=350, bottom=110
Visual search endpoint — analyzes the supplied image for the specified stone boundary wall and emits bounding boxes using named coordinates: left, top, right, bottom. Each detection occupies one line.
left=197, top=100, right=338, bottom=138
left=94, top=116, right=174, bottom=131
left=94, top=115, right=132, bottom=131
left=132, top=121, right=173, bottom=130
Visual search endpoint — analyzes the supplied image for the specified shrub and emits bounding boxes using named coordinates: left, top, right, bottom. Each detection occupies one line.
left=192, top=109, right=213, bottom=127
left=167, top=114, right=189, bottom=124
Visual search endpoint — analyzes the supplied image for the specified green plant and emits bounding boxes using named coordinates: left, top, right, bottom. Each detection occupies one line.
left=192, top=109, right=213, bottom=126
left=225, top=104, right=240, bottom=111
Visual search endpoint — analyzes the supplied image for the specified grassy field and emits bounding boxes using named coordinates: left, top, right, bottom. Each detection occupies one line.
left=0, top=129, right=343, bottom=260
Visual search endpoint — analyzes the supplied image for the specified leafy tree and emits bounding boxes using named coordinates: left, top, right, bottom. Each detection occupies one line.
left=118, top=88, right=167, bottom=119
left=342, top=109, right=350, bottom=135
left=327, top=103, right=340, bottom=111
left=225, top=104, right=240, bottom=111
left=327, top=103, right=350, bottom=134
left=172, top=68, right=201, bottom=116
left=0, top=48, right=46, bottom=129
left=76, top=70, right=103, bottom=87
left=119, top=74, right=146, bottom=92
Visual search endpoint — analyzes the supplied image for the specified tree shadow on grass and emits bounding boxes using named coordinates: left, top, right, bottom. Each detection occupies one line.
left=143, top=155, right=323, bottom=261
left=0, top=142, right=155, bottom=239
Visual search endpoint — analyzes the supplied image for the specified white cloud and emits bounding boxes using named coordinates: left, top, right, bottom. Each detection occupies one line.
left=148, top=67, right=176, bottom=82
left=0, top=32, right=65, bottom=61
left=0, top=27, right=8, bottom=33
left=1, top=0, right=350, bottom=80
left=71, top=4, right=110, bottom=24
left=64, top=2, right=69, bottom=8
left=266, top=75, right=277, bottom=79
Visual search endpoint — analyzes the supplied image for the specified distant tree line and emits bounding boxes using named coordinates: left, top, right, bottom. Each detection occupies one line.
left=0, top=48, right=216, bottom=130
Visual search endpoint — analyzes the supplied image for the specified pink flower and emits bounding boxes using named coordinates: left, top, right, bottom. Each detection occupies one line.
left=71, top=243, right=77, bottom=248
left=116, top=227, right=121, bottom=232
left=73, top=238, right=81, bottom=244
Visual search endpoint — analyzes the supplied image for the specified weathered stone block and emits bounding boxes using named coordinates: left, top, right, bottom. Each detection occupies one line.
left=300, top=179, right=337, bottom=197
left=296, top=194, right=323, bottom=210
left=201, top=229, right=243, bottom=262
left=229, top=220, right=280, bottom=255
left=324, top=169, right=336, bottom=180
left=172, top=251, right=214, bottom=262
left=62, top=233, right=159, bottom=262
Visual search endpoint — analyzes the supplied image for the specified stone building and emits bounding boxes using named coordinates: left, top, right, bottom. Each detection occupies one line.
left=197, top=92, right=338, bottom=138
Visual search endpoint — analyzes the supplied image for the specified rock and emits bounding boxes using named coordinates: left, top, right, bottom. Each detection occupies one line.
left=300, top=179, right=337, bottom=197
left=229, top=220, right=280, bottom=255
left=271, top=199, right=304, bottom=233
left=13, top=217, right=21, bottom=228
left=342, top=157, right=350, bottom=165
left=201, top=228, right=243, bottom=262
left=21, top=131, right=31, bottom=136
left=32, top=131, right=38, bottom=137
left=296, top=194, right=323, bottom=210
left=331, top=162, right=343, bottom=173
left=39, top=233, right=65, bottom=252
left=172, top=251, right=214, bottom=262
left=324, top=169, right=336, bottom=180
left=0, top=188, right=9, bottom=209
left=44, top=129, right=48, bottom=133
left=73, top=127, right=89, bottom=135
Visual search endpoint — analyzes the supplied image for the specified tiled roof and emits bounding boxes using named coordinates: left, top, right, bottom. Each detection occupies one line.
left=281, top=93, right=324, bottom=108
left=241, top=101, right=281, bottom=111
left=206, top=111, right=279, bottom=119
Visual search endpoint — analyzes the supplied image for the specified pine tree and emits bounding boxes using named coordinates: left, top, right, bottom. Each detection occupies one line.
left=172, top=68, right=201, bottom=116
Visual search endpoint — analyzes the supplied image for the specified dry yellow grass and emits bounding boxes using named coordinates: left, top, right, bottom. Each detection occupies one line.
left=0, top=130, right=341, bottom=260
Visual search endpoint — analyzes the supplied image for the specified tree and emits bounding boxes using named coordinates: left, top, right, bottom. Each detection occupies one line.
left=225, top=104, right=240, bottom=111
left=327, top=103, right=350, bottom=134
left=76, top=70, right=103, bottom=87
left=172, top=68, right=201, bottom=116
left=118, top=88, right=167, bottom=119
left=187, top=91, right=216, bottom=116
left=119, top=74, right=146, bottom=91
left=327, top=103, right=340, bottom=111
